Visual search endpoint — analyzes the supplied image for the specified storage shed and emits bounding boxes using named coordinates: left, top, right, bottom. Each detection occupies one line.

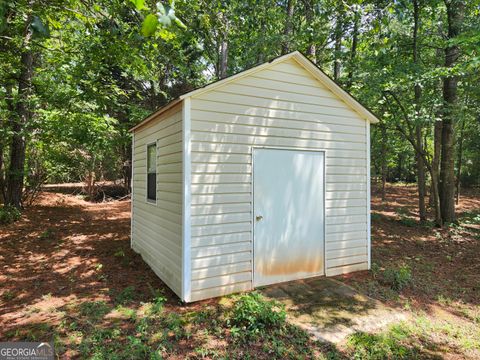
left=130, top=51, right=379, bottom=302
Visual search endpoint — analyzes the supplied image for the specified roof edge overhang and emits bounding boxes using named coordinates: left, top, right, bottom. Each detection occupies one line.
left=129, top=98, right=183, bottom=133
left=129, top=51, right=379, bottom=132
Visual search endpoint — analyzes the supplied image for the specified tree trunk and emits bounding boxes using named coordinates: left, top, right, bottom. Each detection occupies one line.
left=304, top=0, right=316, bottom=62
left=333, top=11, right=342, bottom=81
left=282, top=0, right=295, bottom=54
left=440, top=0, right=464, bottom=223
left=218, top=38, right=228, bottom=79
left=380, top=122, right=388, bottom=201
left=412, top=0, right=426, bottom=222
left=6, top=35, right=34, bottom=209
left=430, top=120, right=443, bottom=226
left=346, top=9, right=359, bottom=89
left=217, top=12, right=229, bottom=79
left=455, top=117, right=465, bottom=204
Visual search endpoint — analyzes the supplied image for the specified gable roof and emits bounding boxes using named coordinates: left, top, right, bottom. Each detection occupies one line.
left=130, top=51, right=379, bottom=132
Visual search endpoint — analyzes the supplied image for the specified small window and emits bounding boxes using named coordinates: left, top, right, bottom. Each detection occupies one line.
left=147, top=143, right=156, bottom=202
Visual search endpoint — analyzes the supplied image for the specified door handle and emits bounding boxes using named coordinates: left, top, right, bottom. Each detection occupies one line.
left=256, top=215, right=263, bottom=222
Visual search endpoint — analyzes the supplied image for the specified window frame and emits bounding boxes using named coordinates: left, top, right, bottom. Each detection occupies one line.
left=146, top=141, right=157, bottom=204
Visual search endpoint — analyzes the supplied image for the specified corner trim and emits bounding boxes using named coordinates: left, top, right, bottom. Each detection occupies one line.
left=181, top=97, right=192, bottom=302
left=366, top=121, right=372, bottom=269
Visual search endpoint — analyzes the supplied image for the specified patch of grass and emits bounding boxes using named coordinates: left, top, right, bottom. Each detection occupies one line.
left=382, top=265, right=412, bottom=291
left=78, top=301, right=110, bottom=321
left=347, top=324, right=420, bottom=359
left=2, top=290, right=16, bottom=301
left=114, top=285, right=136, bottom=304
left=228, top=292, right=286, bottom=338
left=39, top=228, right=55, bottom=240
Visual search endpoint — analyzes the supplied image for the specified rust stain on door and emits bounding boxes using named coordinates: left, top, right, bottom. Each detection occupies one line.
left=259, top=256, right=323, bottom=276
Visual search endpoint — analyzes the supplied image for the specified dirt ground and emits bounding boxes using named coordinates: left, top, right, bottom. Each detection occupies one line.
left=1, top=184, right=479, bottom=358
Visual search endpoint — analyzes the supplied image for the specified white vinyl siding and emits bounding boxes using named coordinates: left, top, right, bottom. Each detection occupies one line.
left=188, top=58, right=368, bottom=301
left=131, top=104, right=183, bottom=298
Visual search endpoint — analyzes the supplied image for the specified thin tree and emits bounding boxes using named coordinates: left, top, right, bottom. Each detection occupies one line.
left=439, top=0, right=465, bottom=223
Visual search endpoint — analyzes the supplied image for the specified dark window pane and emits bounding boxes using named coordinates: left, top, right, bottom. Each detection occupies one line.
left=147, top=173, right=156, bottom=201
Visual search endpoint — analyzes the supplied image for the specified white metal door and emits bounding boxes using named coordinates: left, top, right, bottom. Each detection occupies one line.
left=253, top=148, right=325, bottom=287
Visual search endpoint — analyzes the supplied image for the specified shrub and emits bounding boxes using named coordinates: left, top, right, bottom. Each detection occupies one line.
left=229, top=292, right=286, bottom=336
left=0, top=205, right=21, bottom=225
left=383, top=265, right=412, bottom=291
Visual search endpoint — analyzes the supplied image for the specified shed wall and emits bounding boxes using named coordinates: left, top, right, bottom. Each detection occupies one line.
left=132, top=104, right=183, bottom=298
left=188, top=58, right=369, bottom=301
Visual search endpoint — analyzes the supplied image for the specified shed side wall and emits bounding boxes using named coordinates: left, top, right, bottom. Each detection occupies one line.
left=188, top=58, right=369, bottom=301
left=132, top=105, right=183, bottom=298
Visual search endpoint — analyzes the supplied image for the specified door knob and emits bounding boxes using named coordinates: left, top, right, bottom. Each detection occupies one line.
left=256, top=215, right=263, bottom=221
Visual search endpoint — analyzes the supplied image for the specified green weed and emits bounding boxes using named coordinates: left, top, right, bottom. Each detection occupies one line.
left=0, top=205, right=21, bottom=224
left=228, top=292, right=286, bottom=337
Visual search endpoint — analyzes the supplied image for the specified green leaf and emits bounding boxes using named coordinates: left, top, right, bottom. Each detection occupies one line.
left=129, top=0, right=145, bottom=11
left=30, top=16, right=50, bottom=37
left=141, top=14, right=158, bottom=36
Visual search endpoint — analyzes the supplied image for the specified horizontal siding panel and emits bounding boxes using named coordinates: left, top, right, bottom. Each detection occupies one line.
left=253, top=68, right=331, bottom=89
left=190, top=132, right=365, bottom=151
left=326, top=191, right=366, bottom=200
left=327, top=222, right=367, bottom=234
left=192, top=120, right=365, bottom=143
left=191, top=110, right=366, bottom=133
left=132, top=241, right=182, bottom=297
left=158, top=190, right=182, bottom=204
left=134, top=112, right=182, bottom=142
left=191, top=232, right=251, bottom=248
left=191, top=173, right=251, bottom=184
left=327, top=254, right=368, bottom=268
left=326, top=199, right=367, bottom=208
left=235, top=75, right=335, bottom=99
left=327, top=246, right=367, bottom=260
left=325, top=182, right=367, bottom=192
left=133, top=215, right=182, bottom=249
left=327, top=262, right=368, bottom=277
left=327, top=231, right=367, bottom=242
left=192, top=261, right=251, bottom=281
left=191, top=242, right=251, bottom=258
left=192, top=100, right=365, bottom=126
left=133, top=228, right=181, bottom=271
left=192, top=143, right=364, bottom=159
left=326, top=215, right=367, bottom=225
left=192, top=183, right=250, bottom=195
left=192, top=163, right=251, bottom=174
left=325, top=239, right=367, bottom=251
left=192, top=152, right=251, bottom=164
left=158, top=163, right=182, bottom=173
left=326, top=207, right=366, bottom=217
left=217, top=83, right=347, bottom=109
left=327, top=166, right=366, bottom=175
left=191, top=203, right=251, bottom=216
left=191, top=193, right=250, bottom=205
left=157, top=152, right=182, bottom=164
left=191, top=212, right=251, bottom=226
left=326, top=175, right=367, bottom=183
left=196, top=91, right=359, bottom=119
left=191, top=222, right=251, bottom=237
left=158, top=182, right=182, bottom=193
left=190, top=281, right=251, bottom=302
left=191, top=272, right=252, bottom=291
left=192, top=251, right=251, bottom=269
left=134, top=204, right=182, bottom=226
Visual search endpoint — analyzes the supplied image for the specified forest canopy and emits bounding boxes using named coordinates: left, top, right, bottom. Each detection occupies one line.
left=0, top=0, right=479, bottom=224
